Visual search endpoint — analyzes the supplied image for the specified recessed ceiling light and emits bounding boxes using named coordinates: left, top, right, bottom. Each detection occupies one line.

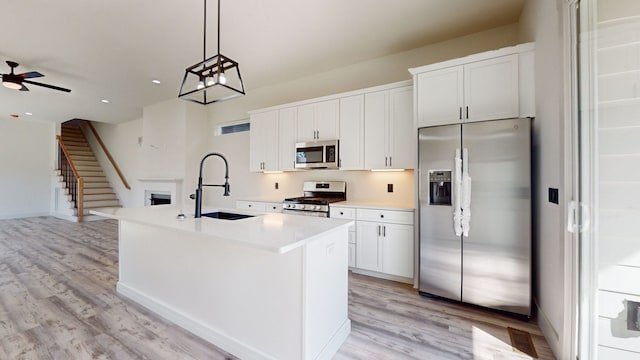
left=152, top=79, right=161, bottom=84
left=101, top=99, right=110, bottom=103
left=25, top=112, right=33, bottom=116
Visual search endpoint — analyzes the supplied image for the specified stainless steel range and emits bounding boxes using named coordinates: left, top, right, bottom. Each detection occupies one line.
left=282, top=181, right=346, bottom=217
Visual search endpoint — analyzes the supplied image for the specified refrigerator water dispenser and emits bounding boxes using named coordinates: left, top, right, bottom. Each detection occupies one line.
left=429, top=170, right=451, bottom=206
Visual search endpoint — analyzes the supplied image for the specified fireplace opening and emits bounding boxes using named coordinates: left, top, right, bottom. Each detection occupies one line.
left=150, top=193, right=171, bottom=206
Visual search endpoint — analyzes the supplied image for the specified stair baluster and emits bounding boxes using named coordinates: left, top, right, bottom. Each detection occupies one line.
left=57, top=135, right=84, bottom=222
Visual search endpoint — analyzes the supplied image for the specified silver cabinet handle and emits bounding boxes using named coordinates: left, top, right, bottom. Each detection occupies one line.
left=385, top=157, right=388, bottom=167
left=383, top=225, right=386, bottom=237
left=389, top=156, right=392, bottom=167
left=317, top=130, right=319, bottom=139
left=377, top=225, right=381, bottom=236
left=459, top=107, right=462, bottom=120
left=466, top=106, right=469, bottom=119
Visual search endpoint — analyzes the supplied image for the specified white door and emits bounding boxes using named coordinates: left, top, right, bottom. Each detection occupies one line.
left=297, top=103, right=316, bottom=141
left=314, top=99, right=339, bottom=141
left=416, top=66, right=463, bottom=127
left=389, top=86, right=414, bottom=169
left=463, top=55, right=519, bottom=122
left=356, top=221, right=381, bottom=272
left=278, top=107, right=297, bottom=171
left=339, top=95, right=364, bottom=170
left=381, top=223, right=414, bottom=278
left=249, top=111, right=278, bottom=172
left=364, top=91, right=388, bottom=169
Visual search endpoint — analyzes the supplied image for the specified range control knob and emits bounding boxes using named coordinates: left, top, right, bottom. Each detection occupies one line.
left=297, top=204, right=306, bottom=210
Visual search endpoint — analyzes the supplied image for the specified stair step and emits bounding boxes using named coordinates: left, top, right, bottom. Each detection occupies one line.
left=83, top=194, right=117, bottom=201
left=73, top=160, right=99, bottom=167
left=65, top=144, right=90, bottom=150
left=83, top=176, right=107, bottom=182
left=83, top=199, right=120, bottom=208
left=68, top=150, right=93, bottom=156
left=84, top=182, right=110, bottom=188
left=70, top=155, right=97, bottom=162
left=75, top=165, right=102, bottom=172
left=83, top=187, right=115, bottom=194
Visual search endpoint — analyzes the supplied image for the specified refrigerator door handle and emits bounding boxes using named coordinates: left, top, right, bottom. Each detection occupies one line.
left=453, top=149, right=463, bottom=236
left=461, top=148, right=472, bottom=237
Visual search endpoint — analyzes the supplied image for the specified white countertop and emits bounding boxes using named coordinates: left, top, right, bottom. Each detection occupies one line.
left=331, top=201, right=415, bottom=211
left=237, top=196, right=289, bottom=203
left=91, top=205, right=353, bottom=254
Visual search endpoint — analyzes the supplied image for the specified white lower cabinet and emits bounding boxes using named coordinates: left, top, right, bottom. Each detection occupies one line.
left=334, top=206, right=414, bottom=282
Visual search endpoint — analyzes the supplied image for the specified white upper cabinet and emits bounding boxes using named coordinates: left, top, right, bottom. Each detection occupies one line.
left=416, top=66, right=464, bottom=127
left=339, top=95, right=365, bottom=170
left=296, top=99, right=339, bottom=142
left=249, top=111, right=279, bottom=172
left=364, top=91, right=388, bottom=170
left=464, top=54, right=519, bottom=122
left=411, top=43, right=535, bottom=128
left=364, top=86, right=414, bottom=170
left=278, top=107, right=297, bottom=171
left=389, top=86, right=415, bottom=169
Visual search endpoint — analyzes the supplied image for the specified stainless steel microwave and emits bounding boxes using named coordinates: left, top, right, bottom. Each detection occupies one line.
left=295, top=140, right=339, bottom=169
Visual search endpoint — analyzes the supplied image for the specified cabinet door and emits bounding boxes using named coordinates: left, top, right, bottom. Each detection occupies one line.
left=381, top=223, right=414, bottom=278
left=250, top=111, right=279, bottom=172
left=416, top=66, right=463, bottom=127
left=389, top=86, right=415, bottom=169
left=297, top=104, right=316, bottom=141
left=356, top=221, right=381, bottom=272
left=315, top=99, right=339, bottom=140
left=278, top=107, right=297, bottom=171
left=339, top=95, right=364, bottom=170
left=464, top=54, right=519, bottom=122
left=348, top=243, right=356, bottom=268
left=364, top=91, right=389, bottom=169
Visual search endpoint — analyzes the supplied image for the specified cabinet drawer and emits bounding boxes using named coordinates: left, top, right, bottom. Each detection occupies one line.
left=356, top=208, right=413, bottom=225
left=236, top=201, right=266, bottom=212
left=330, top=207, right=356, bottom=219
left=265, top=202, right=282, bottom=213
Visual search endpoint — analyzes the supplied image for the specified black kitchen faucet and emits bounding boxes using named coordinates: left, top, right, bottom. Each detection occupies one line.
left=193, top=152, right=230, bottom=218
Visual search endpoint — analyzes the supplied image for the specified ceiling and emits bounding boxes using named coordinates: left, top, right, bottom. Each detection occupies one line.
left=0, top=0, right=525, bottom=124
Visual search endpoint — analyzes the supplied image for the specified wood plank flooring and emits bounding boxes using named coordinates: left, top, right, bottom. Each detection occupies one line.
left=0, top=217, right=554, bottom=359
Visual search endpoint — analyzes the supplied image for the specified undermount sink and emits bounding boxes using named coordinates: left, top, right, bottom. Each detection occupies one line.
left=201, top=211, right=254, bottom=220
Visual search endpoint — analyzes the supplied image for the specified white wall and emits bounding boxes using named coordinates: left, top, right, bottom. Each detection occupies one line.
left=91, top=118, right=143, bottom=208
left=0, top=118, right=55, bottom=218
left=518, top=0, right=566, bottom=356
left=594, top=0, right=640, bottom=357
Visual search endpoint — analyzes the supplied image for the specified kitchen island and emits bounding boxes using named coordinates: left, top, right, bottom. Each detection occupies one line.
left=91, top=205, right=353, bottom=360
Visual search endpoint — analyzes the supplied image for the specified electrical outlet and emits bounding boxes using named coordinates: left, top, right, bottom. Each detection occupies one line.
left=628, top=300, right=640, bottom=331
left=275, top=182, right=279, bottom=190
left=548, top=188, right=559, bottom=204
left=387, top=184, right=393, bottom=193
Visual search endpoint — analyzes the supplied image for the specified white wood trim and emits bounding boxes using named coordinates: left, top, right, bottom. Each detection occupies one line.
left=248, top=80, right=412, bottom=115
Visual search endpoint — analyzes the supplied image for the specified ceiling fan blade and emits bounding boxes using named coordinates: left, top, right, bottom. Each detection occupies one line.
left=23, top=79, right=71, bottom=93
left=20, top=71, right=44, bottom=79
left=20, top=84, right=29, bottom=91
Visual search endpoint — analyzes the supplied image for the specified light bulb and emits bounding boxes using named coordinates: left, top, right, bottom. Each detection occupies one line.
left=218, top=72, right=227, bottom=85
left=196, top=80, right=205, bottom=90
left=206, top=76, right=215, bottom=87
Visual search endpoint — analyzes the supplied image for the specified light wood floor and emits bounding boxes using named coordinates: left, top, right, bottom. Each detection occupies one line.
left=0, top=217, right=554, bottom=359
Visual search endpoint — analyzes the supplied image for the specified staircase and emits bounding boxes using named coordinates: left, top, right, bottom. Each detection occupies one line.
left=55, top=124, right=121, bottom=221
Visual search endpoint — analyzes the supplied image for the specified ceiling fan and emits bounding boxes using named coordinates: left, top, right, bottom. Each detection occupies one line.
left=1, top=61, right=71, bottom=93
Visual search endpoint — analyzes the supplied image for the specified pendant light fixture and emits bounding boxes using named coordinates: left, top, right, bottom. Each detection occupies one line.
left=179, top=0, right=245, bottom=104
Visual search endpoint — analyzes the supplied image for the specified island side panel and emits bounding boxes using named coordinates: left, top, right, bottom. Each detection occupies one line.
left=303, top=225, right=351, bottom=360
left=117, top=220, right=303, bottom=360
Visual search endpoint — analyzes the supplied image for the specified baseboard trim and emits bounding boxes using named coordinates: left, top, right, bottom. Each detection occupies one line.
left=117, top=282, right=277, bottom=360
left=0, top=212, right=50, bottom=220
left=314, top=319, right=351, bottom=360
left=350, top=268, right=413, bottom=284
left=535, top=298, right=561, bottom=358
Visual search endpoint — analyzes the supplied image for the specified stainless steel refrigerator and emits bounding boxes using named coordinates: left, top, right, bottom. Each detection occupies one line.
left=418, top=117, right=531, bottom=316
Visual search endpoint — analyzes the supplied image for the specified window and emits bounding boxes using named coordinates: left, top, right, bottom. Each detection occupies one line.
left=216, top=119, right=250, bottom=135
